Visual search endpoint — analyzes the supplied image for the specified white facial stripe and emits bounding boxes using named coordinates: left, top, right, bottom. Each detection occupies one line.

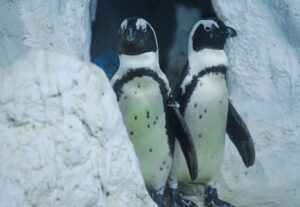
left=121, top=19, right=128, bottom=31
left=199, top=20, right=219, bottom=29
left=136, top=18, right=148, bottom=31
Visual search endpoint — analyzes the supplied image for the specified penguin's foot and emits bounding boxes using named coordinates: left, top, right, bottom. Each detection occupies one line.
left=204, top=186, right=235, bottom=207
left=150, top=190, right=164, bottom=207
left=170, top=188, right=197, bottom=207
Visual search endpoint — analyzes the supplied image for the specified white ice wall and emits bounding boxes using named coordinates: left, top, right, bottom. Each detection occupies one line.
left=212, top=0, right=300, bottom=206
left=0, top=0, right=92, bottom=61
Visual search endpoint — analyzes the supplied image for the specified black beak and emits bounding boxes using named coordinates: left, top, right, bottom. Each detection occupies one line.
left=226, top=26, right=237, bottom=38
left=126, top=26, right=136, bottom=42
left=216, top=26, right=237, bottom=38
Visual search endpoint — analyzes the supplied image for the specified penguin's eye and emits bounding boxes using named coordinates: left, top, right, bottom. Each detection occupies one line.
left=204, top=26, right=212, bottom=32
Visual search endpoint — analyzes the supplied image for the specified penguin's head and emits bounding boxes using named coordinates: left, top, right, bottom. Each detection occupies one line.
left=189, top=18, right=237, bottom=52
left=117, top=17, right=158, bottom=56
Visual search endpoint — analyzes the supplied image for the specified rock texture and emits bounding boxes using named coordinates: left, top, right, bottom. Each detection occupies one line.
left=1, top=0, right=300, bottom=206
left=0, top=39, right=156, bottom=207
left=211, top=0, right=300, bottom=206
left=0, top=0, right=92, bottom=61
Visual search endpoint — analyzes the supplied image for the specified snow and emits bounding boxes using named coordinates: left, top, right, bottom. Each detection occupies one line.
left=0, top=38, right=156, bottom=207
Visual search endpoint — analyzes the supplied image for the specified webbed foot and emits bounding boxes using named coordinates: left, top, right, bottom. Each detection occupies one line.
left=170, top=188, right=197, bottom=207
left=204, top=186, right=234, bottom=207
left=150, top=189, right=164, bottom=207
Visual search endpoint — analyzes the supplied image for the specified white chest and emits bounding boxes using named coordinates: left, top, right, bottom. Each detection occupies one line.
left=118, top=76, right=172, bottom=190
left=172, top=74, right=229, bottom=183
left=185, top=74, right=227, bottom=123
left=185, top=74, right=228, bottom=146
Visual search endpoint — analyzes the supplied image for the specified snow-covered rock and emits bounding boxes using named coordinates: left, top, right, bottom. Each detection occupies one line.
left=0, top=38, right=156, bottom=207
left=0, top=0, right=92, bottom=61
left=211, top=0, right=300, bottom=206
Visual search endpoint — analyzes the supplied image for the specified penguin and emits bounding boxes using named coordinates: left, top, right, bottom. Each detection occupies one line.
left=111, top=17, right=198, bottom=207
left=168, top=18, right=255, bottom=207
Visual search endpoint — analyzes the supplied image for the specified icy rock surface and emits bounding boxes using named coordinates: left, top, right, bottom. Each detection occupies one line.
left=0, top=39, right=156, bottom=207
left=0, top=0, right=91, bottom=61
left=203, top=0, right=300, bottom=206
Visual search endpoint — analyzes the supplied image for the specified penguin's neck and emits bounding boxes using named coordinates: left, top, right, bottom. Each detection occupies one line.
left=188, top=49, right=228, bottom=75
left=115, top=51, right=170, bottom=92
left=180, top=49, right=228, bottom=94
left=118, top=51, right=160, bottom=71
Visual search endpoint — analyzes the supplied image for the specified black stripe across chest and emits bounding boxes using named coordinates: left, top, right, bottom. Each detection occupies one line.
left=113, top=67, right=174, bottom=151
left=179, top=65, right=227, bottom=114
left=113, top=68, right=169, bottom=101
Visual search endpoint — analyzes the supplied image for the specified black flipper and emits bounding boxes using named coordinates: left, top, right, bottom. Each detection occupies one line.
left=226, top=101, right=255, bottom=167
left=167, top=95, right=198, bottom=180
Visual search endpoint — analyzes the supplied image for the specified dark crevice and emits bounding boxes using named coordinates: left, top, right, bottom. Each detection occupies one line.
left=90, top=0, right=217, bottom=79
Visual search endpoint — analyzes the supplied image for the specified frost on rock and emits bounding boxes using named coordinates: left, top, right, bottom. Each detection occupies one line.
left=208, top=0, right=300, bottom=206
left=0, top=38, right=156, bottom=207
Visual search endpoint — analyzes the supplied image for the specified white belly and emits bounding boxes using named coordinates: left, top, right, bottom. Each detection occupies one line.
left=170, top=74, right=228, bottom=184
left=118, top=76, right=172, bottom=191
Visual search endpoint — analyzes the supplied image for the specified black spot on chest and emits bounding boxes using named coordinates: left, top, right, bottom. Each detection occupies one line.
left=113, top=68, right=168, bottom=101
left=113, top=68, right=175, bottom=153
